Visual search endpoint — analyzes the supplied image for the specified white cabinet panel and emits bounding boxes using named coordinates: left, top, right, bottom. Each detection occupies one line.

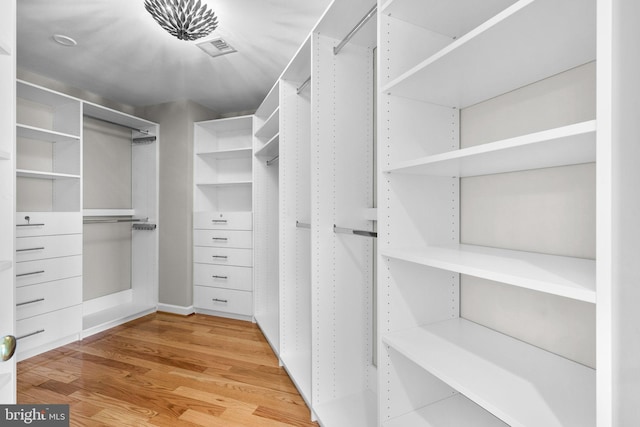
left=16, top=277, right=82, bottom=320
left=193, top=229, right=252, bottom=249
left=16, top=305, right=82, bottom=356
left=16, top=234, right=82, bottom=262
left=15, top=255, right=82, bottom=287
left=15, top=212, right=82, bottom=237
left=193, top=247, right=252, bottom=268
left=193, top=211, right=252, bottom=230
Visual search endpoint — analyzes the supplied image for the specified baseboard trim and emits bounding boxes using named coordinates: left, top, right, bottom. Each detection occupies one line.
left=157, top=303, right=195, bottom=316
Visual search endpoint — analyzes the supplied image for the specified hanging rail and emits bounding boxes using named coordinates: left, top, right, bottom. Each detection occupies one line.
left=333, top=224, right=377, bottom=238
left=84, top=114, right=152, bottom=135
left=296, top=221, right=311, bottom=229
left=296, top=76, right=311, bottom=94
left=333, top=5, right=377, bottom=55
left=267, top=155, right=280, bottom=166
left=83, top=216, right=148, bottom=224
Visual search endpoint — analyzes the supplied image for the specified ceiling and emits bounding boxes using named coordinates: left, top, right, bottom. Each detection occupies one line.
left=17, top=0, right=332, bottom=114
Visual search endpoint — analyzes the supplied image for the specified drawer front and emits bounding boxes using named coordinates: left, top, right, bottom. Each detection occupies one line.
left=16, top=304, right=82, bottom=356
left=193, top=247, right=252, bottom=267
left=16, top=277, right=82, bottom=320
left=194, top=286, right=252, bottom=316
left=193, top=230, right=253, bottom=249
left=193, top=264, right=252, bottom=291
left=193, top=211, right=252, bottom=230
left=16, top=212, right=82, bottom=237
left=16, top=255, right=82, bottom=287
left=16, top=234, right=83, bottom=262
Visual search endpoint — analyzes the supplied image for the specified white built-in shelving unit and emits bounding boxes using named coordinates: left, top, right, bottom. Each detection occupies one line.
left=81, top=101, right=159, bottom=337
left=253, top=80, right=281, bottom=356
left=193, top=115, right=254, bottom=320
left=377, top=0, right=604, bottom=425
left=0, top=0, right=16, bottom=404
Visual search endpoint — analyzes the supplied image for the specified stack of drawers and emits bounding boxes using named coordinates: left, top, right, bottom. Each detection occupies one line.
left=193, top=211, right=253, bottom=318
left=15, top=212, right=82, bottom=358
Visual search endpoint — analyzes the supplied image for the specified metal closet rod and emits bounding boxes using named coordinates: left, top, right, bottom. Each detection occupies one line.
left=84, top=114, right=152, bottom=135
left=296, top=76, right=311, bottom=94
left=333, top=4, right=377, bottom=55
left=267, top=155, right=279, bottom=166
left=333, top=224, right=377, bottom=238
left=83, top=216, right=148, bottom=224
left=296, top=221, right=311, bottom=229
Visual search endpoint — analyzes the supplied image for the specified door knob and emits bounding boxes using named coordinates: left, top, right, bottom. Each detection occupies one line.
left=0, top=335, right=16, bottom=362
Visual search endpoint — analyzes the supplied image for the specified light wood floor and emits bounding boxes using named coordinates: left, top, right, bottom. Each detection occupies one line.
left=17, top=313, right=318, bottom=427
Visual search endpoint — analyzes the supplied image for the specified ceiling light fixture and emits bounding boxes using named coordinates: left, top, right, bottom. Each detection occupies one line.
left=144, top=0, right=219, bottom=41
left=52, top=34, right=77, bottom=47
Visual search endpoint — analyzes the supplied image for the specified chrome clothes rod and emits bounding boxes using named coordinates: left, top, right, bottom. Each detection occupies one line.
left=333, top=5, right=377, bottom=55
left=296, top=221, right=311, bottom=229
left=333, top=224, right=377, bottom=238
left=267, top=155, right=279, bottom=166
left=84, top=114, right=151, bottom=135
left=83, top=216, right=148, bottom=224
left=296, top=76, right=311, bottom=94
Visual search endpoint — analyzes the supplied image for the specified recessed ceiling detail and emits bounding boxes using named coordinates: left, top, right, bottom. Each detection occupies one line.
left=144, top=0, right=219, bottom=41
left=196, top=37, right=237, bottom=58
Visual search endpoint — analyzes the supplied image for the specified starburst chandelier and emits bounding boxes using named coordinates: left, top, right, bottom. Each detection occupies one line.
left=144, top=0, right=219, bottom=41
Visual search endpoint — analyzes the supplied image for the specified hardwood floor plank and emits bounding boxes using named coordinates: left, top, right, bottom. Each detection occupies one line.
left=17, top=313, right=318, bottom=426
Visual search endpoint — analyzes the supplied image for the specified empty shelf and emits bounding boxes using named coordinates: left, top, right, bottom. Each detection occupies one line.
left=197, top=148, right=253, bottom=159
left=383, top=394, right=507, bottom=427
left=255, top=107, right=279, bottom=139
left=255, top=133, right=280, bottom=158
left=381, top=0, right=595, bottom=108
left=382, top=245, right=595, bottom=303
left=383, top=318, right=595, bottom=427
left=385, top=121, right=596, bottom=177
left=17, top=124, right=80, bottom=143
left=196, top=180, right=253, bottom=187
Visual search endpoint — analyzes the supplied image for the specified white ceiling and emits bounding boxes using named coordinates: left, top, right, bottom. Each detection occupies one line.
left=17, top=0, right=332, bottom=114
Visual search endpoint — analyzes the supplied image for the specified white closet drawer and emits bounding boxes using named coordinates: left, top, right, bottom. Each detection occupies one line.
left=16, top=255, right=82, bottom=287
left=194, top=286, right=252, bottom=316
left=193, top=264, right=252, bottom=291
left=16, top=234, right=83, bottom=262
left=193, top=211, right=252, bottom=230
left=193, top=247, right=252, bottom=267
left=193, top=230, right=253, bottom=249
left=16, top=277, right=82, bottom=320
left=16, top=212, right=82, bottom=237
left=16, top=304, right=82, bottom=355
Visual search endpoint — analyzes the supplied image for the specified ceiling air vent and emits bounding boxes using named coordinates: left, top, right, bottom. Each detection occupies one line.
left=197, top=37, right=237, bottom=58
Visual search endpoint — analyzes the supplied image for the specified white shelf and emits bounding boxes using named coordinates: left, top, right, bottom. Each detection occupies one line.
left=83, top=209, right=135, bottom=217
left=314, top=390, right=377, bottom=427
left=0, top=149, right=10, bottom=161
left=16, top=169, right=81, bottom=180
left=196, top=148, right=253, bottom=159
left=255, top=133, right=280, bottom=158
left=382, top=244, right=595, bottom=303
left=17, top=124, right=81, bottom=143
left=17, top=80, right=79, bottom=107
left=255, top=81, right=279, bottom=120
left=383, top=318, right=595, bottom=427
left=384, top=394, right=508, bottom=427
left=381, top=0, right=596, bottom=108
left=385, top=121, right=596, bottom=177
left=254, top=107, right=279, bottom=140
left=0, top=260, right=11, bottom=272
left=380, top=0, right=515, bottom=39
left=195, top=180, right=253, bottom=187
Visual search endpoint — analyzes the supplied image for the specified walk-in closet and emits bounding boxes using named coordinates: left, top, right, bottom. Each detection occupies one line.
left=3, top=0, right=640, bottom=426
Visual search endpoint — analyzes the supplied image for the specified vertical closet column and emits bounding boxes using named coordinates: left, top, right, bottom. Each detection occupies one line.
left=0, top=0, right=16, bottom=402
left=193, top=116, right=254, bottom=320
left=253, top=82, right=281, bottom=355
left=278, top=36, right=313, bottom=408
left=14, top=81, right=83, bottom=360
left=309, top=1, right=378, bottom=422
left=378, top=0, right=597, bottom=426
